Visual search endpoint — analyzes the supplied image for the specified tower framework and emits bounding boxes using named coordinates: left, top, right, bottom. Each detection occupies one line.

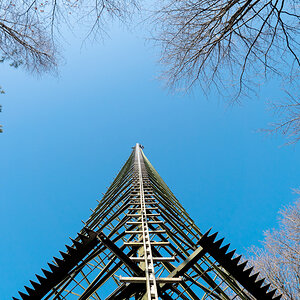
left=15, top=144, right=281, bottom=299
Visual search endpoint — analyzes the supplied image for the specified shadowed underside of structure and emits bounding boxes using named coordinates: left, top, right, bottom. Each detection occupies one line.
left=15, top=144, right=281, bottom=300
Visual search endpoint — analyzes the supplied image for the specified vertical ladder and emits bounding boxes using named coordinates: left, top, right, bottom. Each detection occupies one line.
left=136, top=143, right=159, bottom=300
left=122, top=144, right=180, bottom=298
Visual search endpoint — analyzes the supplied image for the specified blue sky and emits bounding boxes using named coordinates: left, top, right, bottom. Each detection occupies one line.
left=1, top=23, right=299, bottom=298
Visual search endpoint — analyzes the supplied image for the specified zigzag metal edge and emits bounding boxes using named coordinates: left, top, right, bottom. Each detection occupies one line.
left=198, top=229, right=282, bottom=300
left=13, top=228, right=100, bottom=300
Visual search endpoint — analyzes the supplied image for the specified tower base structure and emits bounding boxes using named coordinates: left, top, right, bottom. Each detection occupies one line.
left=15, top=144, right=281, bottom=300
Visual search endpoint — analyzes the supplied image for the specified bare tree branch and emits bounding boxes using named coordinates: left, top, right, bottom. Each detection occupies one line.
left=248, top=192, right=300, bottom=299
left=152, top=0, right=299, bottom=100
left=0, top=0, right=139, bottom=74
left=0, top=1, right=57, bottom=73
left=263, top=86, right=300, bottom=144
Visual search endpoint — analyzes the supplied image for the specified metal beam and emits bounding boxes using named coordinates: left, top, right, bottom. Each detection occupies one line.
left=97, top=232, right=144, bottom=277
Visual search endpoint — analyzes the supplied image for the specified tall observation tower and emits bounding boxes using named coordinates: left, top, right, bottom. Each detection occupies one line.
left=15, top=144, right=280, bottom=299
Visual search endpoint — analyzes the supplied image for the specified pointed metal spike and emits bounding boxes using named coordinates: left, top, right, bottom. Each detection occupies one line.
left=36, top=274, right=47, bottom=284
left=231, top=255, right=242, bottom=265
left=207, top=231, right=218, bottom=242
left=29, top=280, right=41, bottom=290
left=66, top=245, right=77, bottom=255
left=266, top=289, right=277, bottom=298
left=48, top=262, right=59, bottom=273
left=203, top=228, right=212, bottom=238
left=24, top=286, right=35, bottom=296
left=249, top=272, right=259, bottom=282
left=59, top=250, right=71, bottom=261
left=42, top=268, right=53, bottom=279
left=237, top=261, right=247, bottom=271
left=255, top=278, right=265, bottom=288
left=272, top=295, right=282, bottom=300
left=71, top=238, right=83, bottom=249
left=78, top=233, right=90, bottom=244
left=198, top=229, right=212, bottom=244
left=225, top=249, right=236, bottom=259
left=84, top=227, right=97, bottom=238
left=219, top=243, right=230, bottom=254
left=243, top=266, right=254, bottom=277
left=261, top=283, right=271, bottom=294
left=213, top=237, right=224, bottom=248
left=54, top=256, right=64, bottom=266
left=18, top=291, right=30, bottom=299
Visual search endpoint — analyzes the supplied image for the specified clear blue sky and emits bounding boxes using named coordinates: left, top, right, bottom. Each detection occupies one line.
left=1, top=23, right=299, bottom=298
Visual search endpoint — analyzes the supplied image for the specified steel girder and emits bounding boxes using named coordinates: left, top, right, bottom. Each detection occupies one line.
left=15, top=144, right=281, bottom=300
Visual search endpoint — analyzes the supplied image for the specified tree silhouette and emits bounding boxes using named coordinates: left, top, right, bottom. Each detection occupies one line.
left=154, top=0, right=299, bottom=100
left=249, top=191, right=300, bottom=299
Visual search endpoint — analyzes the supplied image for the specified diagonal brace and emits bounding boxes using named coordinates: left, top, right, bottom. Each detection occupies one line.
left=97, top=232, right=144, bottom=277
left=160, top=245, right=207, bottom=290
left=110, top=245, right=207, bottom=300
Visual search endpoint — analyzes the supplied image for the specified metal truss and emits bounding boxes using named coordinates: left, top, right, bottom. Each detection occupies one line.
left=15, top=144, right=281, bottom=300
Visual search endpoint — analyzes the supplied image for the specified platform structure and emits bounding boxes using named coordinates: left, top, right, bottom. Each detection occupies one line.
left=15, top=144, right=281, bottom=299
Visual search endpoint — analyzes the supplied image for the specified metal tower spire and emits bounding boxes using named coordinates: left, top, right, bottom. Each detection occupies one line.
left=15, top=144, right=281, bottom=299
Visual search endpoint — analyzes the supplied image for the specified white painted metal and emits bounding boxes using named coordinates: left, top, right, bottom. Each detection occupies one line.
left=127, top=221, right=164, bottom=224
left=135, top=143, right=159, bottom=300
left=125, top=213, right=160, bottom=217
left=130, top=206, right=158, bottom=209
left=124, top=241, right=170, bottom=246
left=119, top=276, right=182, bottom=283
left=125, top=230, right=166, bottom=234
left=130, top=257, right=175, bottom=262
left=122, top=143, right=181, bottom=298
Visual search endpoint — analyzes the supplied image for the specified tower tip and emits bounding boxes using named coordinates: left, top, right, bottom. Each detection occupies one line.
left=134, top=143, right=144, bottom=150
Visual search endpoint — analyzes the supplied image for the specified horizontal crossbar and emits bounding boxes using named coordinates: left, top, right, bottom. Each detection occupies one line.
left=119, top=277, right=182, bottom=283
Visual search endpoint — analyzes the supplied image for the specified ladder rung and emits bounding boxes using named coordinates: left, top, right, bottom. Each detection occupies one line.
left=157, top=277, right=182, bottom=283
left=119, top=277, right=146, bottom=283
left=124, top=242, right=144, bottom=246
left=125, top=230, right=143, bottom=234
left=130, top=256, right=175, bottom=262
left=149, top=230, right=166, bottom=234
left=126, top=214, right=141, bottom=217
left=127, top=221, right=142, bottom=225
left=129, top=203, right=157, bottom=206
left=127, top=221, right=163, bottom=225
left=130, top=207, right=158, bottom=210
left=153, top=256, right=175, bottom=261
left=126, top=213, right=160, bottom=217
left=147, top=221, right=163, bottom=224
left=124, top=241, right=170, bottom=246
left=119, top=276, right=182, bottom=283
left=146, top=213, right=160, bottom=217
left=125, top=230, right=166, bottom=234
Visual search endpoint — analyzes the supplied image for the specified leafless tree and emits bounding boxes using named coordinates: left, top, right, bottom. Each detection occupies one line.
left=0, top=0, right=138, bottom=74
left=0, top=0, right=137, bottom=131
left=0, top=0, right=299, bottom=92
left=153, top=0, right=299, bottom=100
left=264, top=86, right=300, bottom=144
left=0, top=1, right=56, bottom=73
left=1, top=0, right=299, bottom=141
left=248, top=191, right=300, bottom=299
left=1, top=0, right=298, bottom=94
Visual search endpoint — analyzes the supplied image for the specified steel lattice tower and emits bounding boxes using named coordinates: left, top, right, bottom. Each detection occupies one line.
left=15, top=144, right=281, bottom=300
